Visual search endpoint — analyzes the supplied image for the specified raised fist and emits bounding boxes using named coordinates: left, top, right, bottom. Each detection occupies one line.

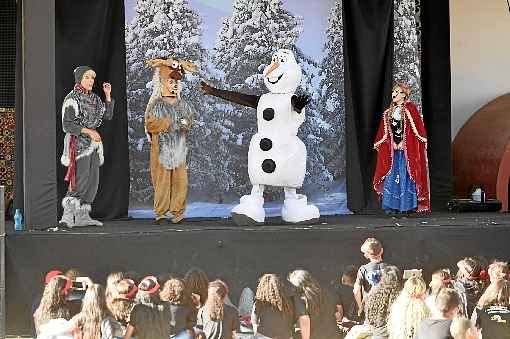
left=103, top=82, right=112, bottom=96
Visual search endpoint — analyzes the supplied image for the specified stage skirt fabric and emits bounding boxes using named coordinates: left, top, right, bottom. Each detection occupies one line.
left=382, top=150, right=418, bottom=211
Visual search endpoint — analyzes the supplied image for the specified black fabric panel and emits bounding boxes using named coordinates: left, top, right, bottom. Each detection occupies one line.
left=343, top=0, right=394, bottom=212
left=13, top=0, right=23, bottom=215
left=22, top=0, right=58, bottom=227
left=55, top=0, right=128, bottom=220
left=420, top=1, right=452, bottom=210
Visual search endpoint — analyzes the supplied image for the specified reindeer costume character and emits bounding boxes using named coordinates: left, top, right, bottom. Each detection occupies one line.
left=145, top=58, right=197, bottom=224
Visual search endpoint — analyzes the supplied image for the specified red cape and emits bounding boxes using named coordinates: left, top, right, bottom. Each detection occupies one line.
left=373, top=101, right=430, bottom=212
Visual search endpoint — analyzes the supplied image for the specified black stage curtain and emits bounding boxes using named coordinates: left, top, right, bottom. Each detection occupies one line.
left=421, top=1, right=452, bottom=210
left=55, top=0, right=129, bottom=220
left=13, top=0, right=23, bottom=216
left=343, top=0, right=394, bottom=212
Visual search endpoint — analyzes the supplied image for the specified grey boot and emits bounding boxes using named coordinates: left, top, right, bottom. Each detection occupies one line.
left=59, top=197, right=77, bottom=227
left=74, top=203, right=103, bottom=227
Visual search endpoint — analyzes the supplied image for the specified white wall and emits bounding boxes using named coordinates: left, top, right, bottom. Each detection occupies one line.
left=450, top=0, right=510, bottom=139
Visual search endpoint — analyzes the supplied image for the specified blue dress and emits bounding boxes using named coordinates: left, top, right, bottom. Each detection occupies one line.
left=382, top=150, right=418, bottom=212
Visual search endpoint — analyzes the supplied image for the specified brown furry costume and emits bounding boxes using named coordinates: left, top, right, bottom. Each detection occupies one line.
left=144, top=58, right=197, bottom=223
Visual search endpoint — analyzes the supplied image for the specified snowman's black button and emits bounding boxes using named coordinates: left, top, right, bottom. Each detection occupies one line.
left=261, top=159, right=276, bottom=173
left=260, top=138, right=272, bottom=151
left=263, top=108, right=275, bottom=121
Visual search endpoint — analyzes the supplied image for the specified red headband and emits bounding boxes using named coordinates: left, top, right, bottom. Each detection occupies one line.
left=139, top=276, right=160, bottom=295
left=45, top=270, right=63, bottom=284
left=467, top=269, right=489, bottom=281
left=61, top=277, right=72, bottom=297
left=45, top=271, right=71, bottom=297
left=117, top=279, right=138, bottom=300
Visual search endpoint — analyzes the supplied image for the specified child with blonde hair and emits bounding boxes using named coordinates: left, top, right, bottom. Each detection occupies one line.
left=488, top=260, right=508, bottom=283
left=387, top=276, right=431, bottom=339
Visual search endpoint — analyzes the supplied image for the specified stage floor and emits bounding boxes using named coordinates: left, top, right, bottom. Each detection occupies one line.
left=6, top=211, right=510, bottom=234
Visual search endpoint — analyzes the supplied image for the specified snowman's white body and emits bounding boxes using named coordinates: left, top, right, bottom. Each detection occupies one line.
left=230, top=49, right=320, bottom=225
left=248, top=92, right=306, bottom=188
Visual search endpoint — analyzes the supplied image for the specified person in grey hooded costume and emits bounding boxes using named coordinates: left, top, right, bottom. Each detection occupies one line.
left=59, top=66, right=115, bottom=227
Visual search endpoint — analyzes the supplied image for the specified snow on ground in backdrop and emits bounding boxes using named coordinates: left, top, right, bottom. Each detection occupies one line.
left=129, top=190, right=350, bottom=219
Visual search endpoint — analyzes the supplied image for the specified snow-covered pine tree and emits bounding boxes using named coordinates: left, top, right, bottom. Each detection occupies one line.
left=212, top=0, right=329, bottom=198
left=317, top=0, right=345, bottom=182
left=393, top=0, right=422, bottom=110
left=126, top=0, right=231, bottom=206
left=214, top=0, right=303, bottom=88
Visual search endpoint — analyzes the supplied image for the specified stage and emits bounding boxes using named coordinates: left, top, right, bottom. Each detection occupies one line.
left=5, top=212, right=510, bottom=335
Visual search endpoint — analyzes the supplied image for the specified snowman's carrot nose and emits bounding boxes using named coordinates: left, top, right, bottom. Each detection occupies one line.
left=265, top=62, right=280, bottom=76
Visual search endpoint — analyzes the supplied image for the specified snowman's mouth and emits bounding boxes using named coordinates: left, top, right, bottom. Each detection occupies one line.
left=267, top=74, right=283, bottom=84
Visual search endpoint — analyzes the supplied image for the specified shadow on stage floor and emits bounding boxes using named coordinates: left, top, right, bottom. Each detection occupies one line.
left=4, top=212, right=510, bottom=335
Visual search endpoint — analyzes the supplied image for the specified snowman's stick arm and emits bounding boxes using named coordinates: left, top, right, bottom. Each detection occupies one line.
left=202, top=81, right=260, bottom=109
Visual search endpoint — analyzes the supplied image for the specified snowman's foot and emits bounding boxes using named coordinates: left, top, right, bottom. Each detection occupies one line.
left=281, top=194, right=320, bottom=224
left=231, top=194, right=265, bottom=226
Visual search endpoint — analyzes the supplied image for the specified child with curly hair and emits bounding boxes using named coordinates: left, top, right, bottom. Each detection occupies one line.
left=159, top=278, right=195, bottom=339
left=363, top=265, right=402, bottom=339
left=251, top=273, right=295, bottom=339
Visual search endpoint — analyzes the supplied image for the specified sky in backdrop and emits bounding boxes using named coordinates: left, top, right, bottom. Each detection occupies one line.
left=124, top=0, right=335, bottom=60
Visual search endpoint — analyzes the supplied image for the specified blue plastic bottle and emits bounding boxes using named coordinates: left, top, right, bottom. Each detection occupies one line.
left=14, top=209, right=23, bottom=231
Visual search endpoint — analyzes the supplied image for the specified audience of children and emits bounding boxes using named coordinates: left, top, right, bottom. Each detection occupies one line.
left=33, top=237, right=510, bottom=339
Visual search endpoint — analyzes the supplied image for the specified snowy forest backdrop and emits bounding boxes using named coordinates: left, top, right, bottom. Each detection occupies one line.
left=125, top=0, right=421, bottom=218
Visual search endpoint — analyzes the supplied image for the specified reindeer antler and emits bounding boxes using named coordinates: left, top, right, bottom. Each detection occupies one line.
left=146, top=58, right=178, bottom=68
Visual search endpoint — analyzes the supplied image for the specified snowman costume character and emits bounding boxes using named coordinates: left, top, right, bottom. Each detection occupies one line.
left=202, top=49, right=320, bottom=225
